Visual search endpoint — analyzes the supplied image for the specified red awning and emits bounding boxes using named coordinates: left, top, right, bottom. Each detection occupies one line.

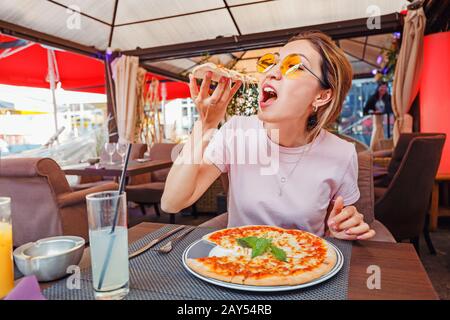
left=0, top=34, right=190, bottom=99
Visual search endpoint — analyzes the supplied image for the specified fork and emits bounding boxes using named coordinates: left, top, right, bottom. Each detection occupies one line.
left=129, top=225, right=185, bottom=259
left=158, top=226, right=196, bottom=253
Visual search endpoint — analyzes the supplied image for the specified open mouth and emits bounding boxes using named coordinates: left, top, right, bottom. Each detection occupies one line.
left=260, top=85, right=278, bottom=108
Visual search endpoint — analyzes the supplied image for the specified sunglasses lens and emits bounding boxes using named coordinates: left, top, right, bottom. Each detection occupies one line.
left=257, top=53, right=276, bottom=73
left=281, top=54, right=303, bottom=79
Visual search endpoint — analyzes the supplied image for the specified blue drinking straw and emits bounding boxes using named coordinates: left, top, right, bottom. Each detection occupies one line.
left=97, top=143, right=132, bottom=290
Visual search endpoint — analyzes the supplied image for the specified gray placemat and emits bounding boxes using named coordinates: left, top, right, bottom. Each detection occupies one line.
left=43, top=225, right=352, bottom=300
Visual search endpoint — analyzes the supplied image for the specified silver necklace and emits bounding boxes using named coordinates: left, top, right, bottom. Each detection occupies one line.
left=276, top=147, right=307, bottom=196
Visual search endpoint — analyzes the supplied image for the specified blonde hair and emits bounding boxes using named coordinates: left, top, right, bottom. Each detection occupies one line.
left=288, top=31, right=353, bottom=141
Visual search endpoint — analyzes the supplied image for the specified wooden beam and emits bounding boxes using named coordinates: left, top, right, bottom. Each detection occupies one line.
left=141, top=64, right=189, bottom=82
left=125, top=13, right=402, bottom=62
left=0, top=19, right=103, bottom=59
left=353, top=72, right=375, bottom=79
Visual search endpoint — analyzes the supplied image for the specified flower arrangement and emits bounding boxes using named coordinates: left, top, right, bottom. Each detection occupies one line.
left=227, top=83, right=259, bottom=116
left=373, top=32, right=400, bottom=83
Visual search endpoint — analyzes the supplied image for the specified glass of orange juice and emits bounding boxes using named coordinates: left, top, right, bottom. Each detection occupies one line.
left=0, top=197, right=13, bottom=299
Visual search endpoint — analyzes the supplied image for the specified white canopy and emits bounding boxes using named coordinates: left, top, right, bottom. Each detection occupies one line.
left=0, top=0, right=410, bottom=78
left=0, top=0, right=408, bottom=51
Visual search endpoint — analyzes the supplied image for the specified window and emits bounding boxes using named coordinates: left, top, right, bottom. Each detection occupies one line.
left=339, top=79, right=394, bottom=146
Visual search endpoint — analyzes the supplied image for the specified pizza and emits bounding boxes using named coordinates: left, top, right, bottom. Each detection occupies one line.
left=186, top=225, right=337, bottom=286
left=192, top=62, right=257, bottom=84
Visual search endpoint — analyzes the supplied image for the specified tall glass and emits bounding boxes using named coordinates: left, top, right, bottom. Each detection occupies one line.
left=116, top=143, right=128, bottom=164
left=86, top=191, right=129, bottom=300
left=104, top=143, right=116, bottom=165
left=0, top=197, right=13, bottom=299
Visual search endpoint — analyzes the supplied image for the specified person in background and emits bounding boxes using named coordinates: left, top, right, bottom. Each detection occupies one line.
left=363, top=82, right=392, bottom=115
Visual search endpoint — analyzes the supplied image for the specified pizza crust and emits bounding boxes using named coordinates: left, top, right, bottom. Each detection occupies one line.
left=186, top=258, right=233, bottom=283
left=191, top=62, right=257, bottom=83
left=202, top=225, right=287, bottom=245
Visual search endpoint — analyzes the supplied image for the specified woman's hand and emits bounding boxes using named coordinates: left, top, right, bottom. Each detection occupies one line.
left=327, top=196, right=376, bottom=240
left=189, top=72, right=242, bottom=130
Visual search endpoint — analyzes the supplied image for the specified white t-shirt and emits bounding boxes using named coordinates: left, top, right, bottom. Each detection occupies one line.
left=204, top=115, right=360, bottom=236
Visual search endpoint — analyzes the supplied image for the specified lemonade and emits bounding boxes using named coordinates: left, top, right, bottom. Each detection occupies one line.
left=89, top=226, right=129, bottom=293
left=86, top=191, right=129, bottom=300
left=0, top=221, right=14, bottom=299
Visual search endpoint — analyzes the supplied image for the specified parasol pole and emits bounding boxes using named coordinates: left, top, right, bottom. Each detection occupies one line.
left=47, top=49, right=59, bottom=139
left=161, top=82, right=167, bottom=141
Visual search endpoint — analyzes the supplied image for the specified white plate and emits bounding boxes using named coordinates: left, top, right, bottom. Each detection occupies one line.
left=182, top=238, right=344, bottom=292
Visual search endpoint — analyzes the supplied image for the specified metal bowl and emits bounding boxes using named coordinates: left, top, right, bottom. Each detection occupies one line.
left=13, top=236, right=85, bottom=282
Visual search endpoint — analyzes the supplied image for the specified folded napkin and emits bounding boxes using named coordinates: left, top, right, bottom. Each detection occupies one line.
left=4, top=276, right=46, bottom=300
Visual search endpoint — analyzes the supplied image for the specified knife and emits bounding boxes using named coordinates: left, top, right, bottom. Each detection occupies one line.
left=129, top=225, right=186, bottom=259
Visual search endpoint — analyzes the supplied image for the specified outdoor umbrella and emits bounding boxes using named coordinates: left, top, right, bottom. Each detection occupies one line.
left=0, top=34, right=106, bottom=93
left=0, top=34, right=190, bottom=112
left=0, top=34, right=107, bottom=133
left=0, top=34, right=190, bottom=97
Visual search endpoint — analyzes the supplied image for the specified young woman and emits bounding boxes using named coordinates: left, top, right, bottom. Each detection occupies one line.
left=162, top=31, right=375, bottom=241
left=363, top=82, right=393, bottom=115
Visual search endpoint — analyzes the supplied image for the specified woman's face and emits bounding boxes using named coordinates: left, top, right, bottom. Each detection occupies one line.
left=378, top=84, right=387, bottom=96
left=257, top=40, right=327, bottom=124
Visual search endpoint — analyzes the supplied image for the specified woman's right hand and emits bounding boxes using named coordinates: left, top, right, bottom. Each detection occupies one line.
left=189, top=71, right=242, bottom=130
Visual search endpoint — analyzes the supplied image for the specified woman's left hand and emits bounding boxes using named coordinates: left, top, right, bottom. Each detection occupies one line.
left=327, top=196, right=376, bottom=240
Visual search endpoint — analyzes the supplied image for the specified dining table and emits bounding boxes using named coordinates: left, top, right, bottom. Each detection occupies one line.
left=37, top=222, right=438, bottom=300
left=430, top=173, right=450, bottom=231
left=62, top=159, right=173, bottom=178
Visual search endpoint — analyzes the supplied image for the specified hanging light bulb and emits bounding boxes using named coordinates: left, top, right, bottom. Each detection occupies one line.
left=376, top=55, right=383, bottom=65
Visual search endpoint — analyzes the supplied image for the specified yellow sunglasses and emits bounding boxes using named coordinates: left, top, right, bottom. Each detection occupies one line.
left=256, top=52, right=328, bottom=88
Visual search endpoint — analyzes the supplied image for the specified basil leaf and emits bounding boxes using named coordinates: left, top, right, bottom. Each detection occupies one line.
left=252, top=238, right=271, bottom=258
left=237, top=237, right=259, bottom=248
left=237, top=237, right=280, bottom=260
left=270, top=244, right=287, bottom=262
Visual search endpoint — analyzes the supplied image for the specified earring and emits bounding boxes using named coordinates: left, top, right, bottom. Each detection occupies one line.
left=308, top=104, right=318, bottom=130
